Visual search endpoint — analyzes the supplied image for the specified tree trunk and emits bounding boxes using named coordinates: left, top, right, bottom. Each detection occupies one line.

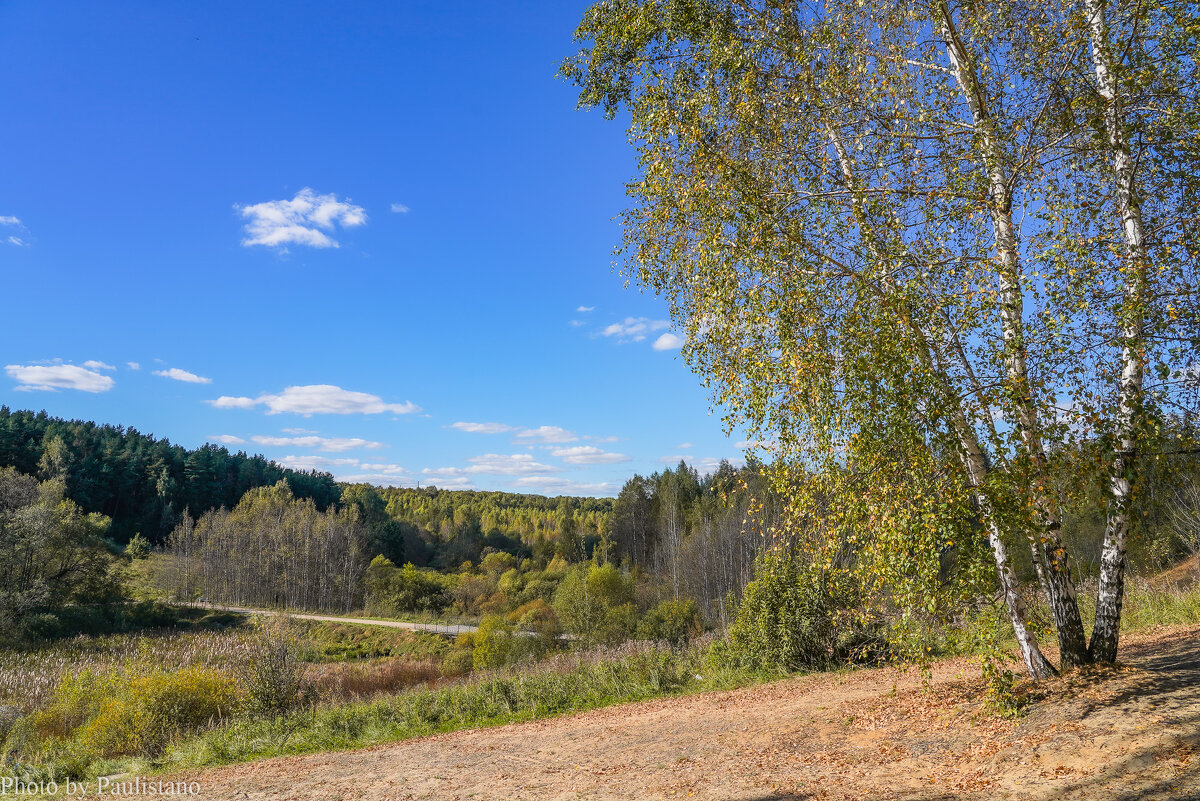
left=935, top=0, right=1090, bottom=668
left=1083, top=0, right=1148, bottom=664
left=826, top=117, right=1056, bottom=678
left=957, top=419, right=1057, bottom=678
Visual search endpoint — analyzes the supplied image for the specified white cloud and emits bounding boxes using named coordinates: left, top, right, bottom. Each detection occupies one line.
left=2, top=217, right=27, bottom=246
left=82, top=360, right=116, bottom=371
left=250, top=435, right=383, bottom=452
left=514, top=425, right=577, bottom=444
left=584, top=435, right=620, bottom=443
left=237, top=188, right=366, bottom=249
left=211, top=395, right=258, bottom=409
left=451, top=421, right=515, bottom=434
left=576, top=305, right=595, bottom=313
left=208, top=384, right=419, bottom=416
left=277, top=455, right=361, bottom=471
left=208, top=434, right=247, bottom=445
left=390, top=203, right=409, bottom=214
left=339, top=462, right=414, bottom=487
left=550, top=445, right=631, bottom=465
left=676, top=442, right=693, bottom=449
left=6, top=363, right=115, bottom=393
left=418, top=475, right=476, bottom=490
left=601, top=317, right=670, bottom=343
left=153, top=367, right=212, bottom=384
left=569, top=320, right=586, bottom=327
left=652, top=332, right=685, bottom=351
left=425, top=453, right=560, bottom=477
left=281, top=427, right=318, bottom=435
left=467, top=453, right=559, bottom=475
left=510, top=476, right=614, bottom=496
left=660, top=455, right=744, bottom=474
left=126, top=362, right=141, bottom=370
left=358, top=462, right=409, bottom=474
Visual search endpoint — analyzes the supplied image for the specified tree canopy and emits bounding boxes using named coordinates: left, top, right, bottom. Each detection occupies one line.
left=0, top=407, right=341, bottom=543
left=565, top=0, right=1200, bottom=675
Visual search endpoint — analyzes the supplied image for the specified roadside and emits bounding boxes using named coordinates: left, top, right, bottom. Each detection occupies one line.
left=186, top=603, right=477, bottom=636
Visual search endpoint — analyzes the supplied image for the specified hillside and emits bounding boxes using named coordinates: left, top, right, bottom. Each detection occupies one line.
left=0, top=407, right=341, bottom=543
left=123, top=624, right=1200, bottom=801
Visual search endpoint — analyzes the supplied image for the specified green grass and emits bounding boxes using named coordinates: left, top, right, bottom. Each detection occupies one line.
left=289, top=620, right=450, bottom=662
left=160, top=641, right=776, bottom=773
left=1109, top=577, right=1200, bottom=632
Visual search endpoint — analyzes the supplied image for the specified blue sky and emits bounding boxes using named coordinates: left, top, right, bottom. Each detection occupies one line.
left=0, top=1, right=750, bottom=497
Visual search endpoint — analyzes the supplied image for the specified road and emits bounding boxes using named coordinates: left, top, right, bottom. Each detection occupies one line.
left=193, top=603, right=478, bottom=635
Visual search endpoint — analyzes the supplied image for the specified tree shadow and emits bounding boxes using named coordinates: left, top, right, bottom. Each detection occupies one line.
left=1027, top=628, right=1200, bottom=800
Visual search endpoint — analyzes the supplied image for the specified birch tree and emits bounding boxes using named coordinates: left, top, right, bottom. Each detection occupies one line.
left=564, top=0, right=1199, bottom=675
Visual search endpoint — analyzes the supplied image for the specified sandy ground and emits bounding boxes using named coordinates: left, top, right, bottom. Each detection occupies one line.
left=122, top=625, right=1200, bottom=801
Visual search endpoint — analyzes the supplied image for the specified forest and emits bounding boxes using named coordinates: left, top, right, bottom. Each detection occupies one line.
left=0, top=406, right=341, bottom=543
left=3, top=406, right=1199, bottom=650
left=3, top=0, right=1199, bottom=794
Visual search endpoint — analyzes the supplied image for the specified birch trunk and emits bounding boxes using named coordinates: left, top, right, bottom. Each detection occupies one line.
left=825, top=120, right=1055, bottom=678
left=935, top=0, right=1090, bottom=668
left=1083, top=0, right=1148, bottom=664
left=958, top=424, right=1057, bottom=678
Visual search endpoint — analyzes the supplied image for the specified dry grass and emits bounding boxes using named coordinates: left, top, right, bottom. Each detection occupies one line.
left=0, top=629, right=255, bottom=713
left=306, top=658, right=444, bottom=701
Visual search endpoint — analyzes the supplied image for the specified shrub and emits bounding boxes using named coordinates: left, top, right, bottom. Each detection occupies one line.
left=240, top=620, right=313, bottom=718
left=124, top=533, right=151, bottom=560
left=29, top=665, right=240, bottom=762
left=726, top=548, right=859, bottom=670
left=637, top=599, right=703, bottom=646
left=471, top=615, right=516, bottom=669
left=74, top=667, right=240, bottom=757
left=552, top=564, right=636, bottom=646
left=508, top=599, right=560, bottom=642
left=364, top=557, right=455, bottom=616
left=441, top=647, right=474, bottom=677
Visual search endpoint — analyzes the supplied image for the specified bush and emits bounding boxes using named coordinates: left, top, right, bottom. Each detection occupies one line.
left=74, top=667, right=240, bottom=757
left=441, top=646, right=475, bottom=677
left=472, top=615, right=518, bottom=669
left=29, top=665, right=240, bottom=763
left=637, top=599, right=702, bottom=646
left=240, top=620, right=313, bottom=718
left=364, top=557, right=455, bottom=616
left=552, top=564, right=636, bottom=646
left=726, top=548, right=860, bottom=670
left=508, top=599, right=560, bottom=641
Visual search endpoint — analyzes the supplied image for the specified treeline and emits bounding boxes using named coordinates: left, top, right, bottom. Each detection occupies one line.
left=0, top=407, right=341, bottom=543
left=161, top=482, right=366, bottom=612
left=609, top=460, right=777, bottom=627
left=374, top=487, right=611, bottom=564
left=155, top=483, right=623, bottom=614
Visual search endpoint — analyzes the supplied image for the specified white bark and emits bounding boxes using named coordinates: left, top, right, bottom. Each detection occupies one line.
left=935, top=0, right=1090, bottom=667
left=1084, top=0, right=1148, bottom=664
left=825, top=120, right=1056, bottom=678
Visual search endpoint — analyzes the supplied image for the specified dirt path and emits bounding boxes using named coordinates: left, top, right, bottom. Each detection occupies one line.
left=129, top=625, right=1200, bottom=801
left=195, top=604, right=477, bottom=635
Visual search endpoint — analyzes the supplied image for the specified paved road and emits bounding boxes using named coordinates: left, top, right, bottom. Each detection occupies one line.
left=193, top=603, right=478, bottom=635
